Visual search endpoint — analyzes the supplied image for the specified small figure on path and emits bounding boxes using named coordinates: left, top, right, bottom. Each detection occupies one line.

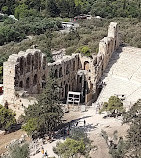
left=68, top=122, right=71, bottom=129
left=41, top=146, right=44, bottom=158
left=45, top=151, right=48, bottom=158
left=67, top=128, right=70, bottom=135
left=76, top=121, right=78, bottom=126
left=84, top=120, right=86, bottom=126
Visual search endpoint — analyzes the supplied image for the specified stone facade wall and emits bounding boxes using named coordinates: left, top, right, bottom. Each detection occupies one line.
left=78, top=22, right=119, bottom=102
left=3, top=22, right=119, bottom=115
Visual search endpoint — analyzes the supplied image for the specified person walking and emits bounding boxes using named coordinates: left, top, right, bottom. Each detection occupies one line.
left=76, top=121, right=78, bottom=126
left=84, top=120, right=86, bottom=127
left=41, top=146, right=44, bottom=158
left=67, top=128, right=70, bottom=135
left=45, top=151, right=48, bottom=158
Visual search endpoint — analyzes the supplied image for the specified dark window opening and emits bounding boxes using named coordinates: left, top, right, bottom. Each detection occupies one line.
left=26, top=77, right=30, bottom=89
left=19, top=81, right=23, bottom=88
left=33, top=74, right=38, bottom=86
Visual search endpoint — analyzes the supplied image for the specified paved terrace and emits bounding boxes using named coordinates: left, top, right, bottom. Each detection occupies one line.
left=97, top=46, right=141, bottom=104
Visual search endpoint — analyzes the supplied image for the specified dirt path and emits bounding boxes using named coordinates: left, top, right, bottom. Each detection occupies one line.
left=30, top=107, right=129, bottom=158
left=0, top=130, right=26, bottom=155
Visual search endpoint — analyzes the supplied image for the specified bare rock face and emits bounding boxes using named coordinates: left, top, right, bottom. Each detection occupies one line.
left=3, top=22, right=119, bottom=117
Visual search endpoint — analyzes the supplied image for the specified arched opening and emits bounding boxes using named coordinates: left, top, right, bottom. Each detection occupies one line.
left=34, top=53, right=38, bottom=69
left=59, top=67, right=63, bottom=78
left=54, top=69, right=58, bottom=78
left=27, top=54, right=31, bottom=65
left=20, top=57, right=24, bottom=75
left=115, top=40, right=116, bottom=49
left=26, top=77, right=30, bottom=89
left=42, top=74, right=46, bottom=88
left=78, top=57, right=80, bottom=68
left=65, top=84, right=68, bottom=99
left=33, top=74, right=38, bottom=86
left=66, top=65, right=69, bottom=75
left=26, top=54, right=31, bottom=72
left=42, top=56, right=46, bottom=70
left=73, top=61, right=75, bottom=71
left=84, top=61, right=89, bottom=70
left=19, top=81, right=23, bottom=88
left=69, top=84, right=71, bottom=91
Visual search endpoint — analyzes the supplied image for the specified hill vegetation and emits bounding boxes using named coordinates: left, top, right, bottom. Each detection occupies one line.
left=0, top=0, right=141, bottom=20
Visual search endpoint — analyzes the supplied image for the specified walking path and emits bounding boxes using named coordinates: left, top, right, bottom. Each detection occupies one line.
left=30, top=107, right=128, bottom=158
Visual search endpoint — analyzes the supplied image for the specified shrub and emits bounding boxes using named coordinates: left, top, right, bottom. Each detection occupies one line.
left=0, top=105, right=16, bottom=131
left=100, top=96, right=125, bottom=116
left=9, top=143, right=29, bottom=158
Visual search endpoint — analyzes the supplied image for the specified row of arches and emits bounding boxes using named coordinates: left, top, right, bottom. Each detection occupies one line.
left=53, top=60, right=76, bottom=78
left=18, top=53, right=46, bottom=75
left=19, top=74, right=38, bottom=89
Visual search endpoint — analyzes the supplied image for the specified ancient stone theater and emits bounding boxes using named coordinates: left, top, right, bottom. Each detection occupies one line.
left=3, top=22, right=119, bottom=116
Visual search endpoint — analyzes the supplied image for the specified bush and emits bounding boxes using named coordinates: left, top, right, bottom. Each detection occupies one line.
left=66, top=46, right=77, bottom=55
left=9, top=143, right=29, bottom=158
left=100, top=96, right=125, bottom=116
left=54, top=128, right=92, bottom=158
left=0, top=105, right=16, bottom=131
left=0, top=16, right=61, bottom=46
left=76, top=46, right=91, bottom=57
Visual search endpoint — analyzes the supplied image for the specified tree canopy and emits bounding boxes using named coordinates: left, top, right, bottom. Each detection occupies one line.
left=0, top=0, right=141, bottom=19
left=0, top=105, right=16, bottom=131
left=22, top=77, right=63, bottom=138
left=53, top=127, right=92, bottom=158
left=100, top=96, right=124, bottom=115
left=123, top=99, right=141, bottom=158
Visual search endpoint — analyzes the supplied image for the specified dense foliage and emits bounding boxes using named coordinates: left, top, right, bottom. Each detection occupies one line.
left=100, top=96, right=124, bottom=115
left=6, top=143, right=30, bottom=158
left=91, top=0, right=141, bottom=20
left=53, top=128, right=92, bottom=158
left=22, top=77, right=63, bottom=137
left=0, top=105, right=16, bottom=131
left=101, top=130, right=126, bottom=158
left=0, top=16, right=61, bottom=46
left=0, top=0, right=141, bottom=19
left=123, top=99, right=141, bottom=158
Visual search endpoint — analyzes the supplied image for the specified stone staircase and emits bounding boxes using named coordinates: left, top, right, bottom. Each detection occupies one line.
left=96, top=46, right=141, bottom=104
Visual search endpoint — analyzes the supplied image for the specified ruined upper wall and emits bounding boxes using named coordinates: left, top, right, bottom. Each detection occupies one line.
left=3, top=49, right=80, bottom=105
left=3, top=22, right=119, bottom=111
left=95, top=22, right=119, bottom=82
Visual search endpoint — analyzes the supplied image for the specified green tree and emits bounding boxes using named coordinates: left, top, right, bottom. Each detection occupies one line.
left=22, top=77, right=63, bottom=138
left=45, top=0, right=60, bottom=17
left=54, top=127, right=92, bottom=158
left=9, top=143, right=30, bottom=158
left=100, top=96, right=124, bottom=116
left=54, top=138, right=85, bottom=158
left=2, top=6, right=9, bottom=14
left=0, top=105, right=16, bottom=131
left=14, top=4, right=38, bottom=19
left=101, top=130, right=126, bottom=158
left=77, top=46, right=91, bottom=57
left=123, top=99, right=141, bottom=158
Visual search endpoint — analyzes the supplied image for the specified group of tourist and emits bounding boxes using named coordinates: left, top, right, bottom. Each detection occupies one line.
left=40, top=119, right=86, bottom=157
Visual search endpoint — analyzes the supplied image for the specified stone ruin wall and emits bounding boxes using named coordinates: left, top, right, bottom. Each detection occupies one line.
left=79, top=22, right=119, bottom=102
left=3, top=22, right=119, bottom=115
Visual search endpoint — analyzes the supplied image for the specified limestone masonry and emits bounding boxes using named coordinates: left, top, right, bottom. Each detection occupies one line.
left=3, top=22, right=119, bottom=116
